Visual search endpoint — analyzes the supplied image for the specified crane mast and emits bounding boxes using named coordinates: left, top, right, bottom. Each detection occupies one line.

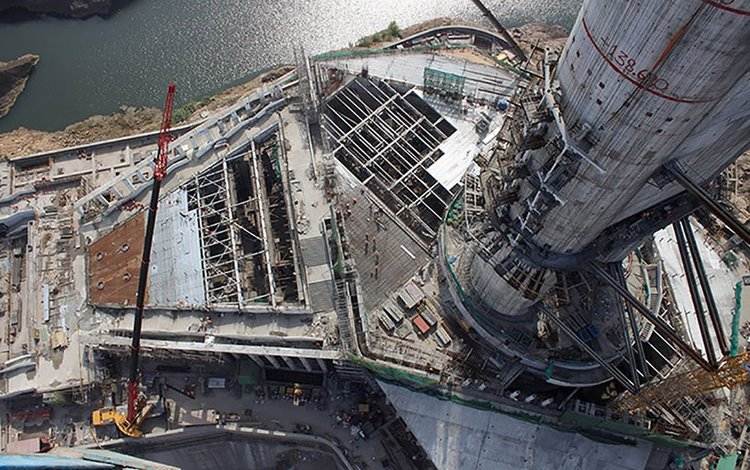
left=126, top=83, right=176, bottom=425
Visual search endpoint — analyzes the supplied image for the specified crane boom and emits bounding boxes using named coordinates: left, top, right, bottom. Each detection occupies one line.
left=617, top=283, right=748, bottom=414
left=127, top=83, right=176, bottom=425
left=469, top=0, right=527, bottom=63
left=616, top=351, right=750, bottom=413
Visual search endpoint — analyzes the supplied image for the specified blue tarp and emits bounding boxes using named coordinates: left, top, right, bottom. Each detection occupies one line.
left=0, top=455, right=113, bottom=469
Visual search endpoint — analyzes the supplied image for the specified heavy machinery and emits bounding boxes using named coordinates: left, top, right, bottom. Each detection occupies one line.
left=616, top=351, right=750, bottom=413
left=617, top=282, right=749, bottom=413
left=92, top=83, right=176, bottom=438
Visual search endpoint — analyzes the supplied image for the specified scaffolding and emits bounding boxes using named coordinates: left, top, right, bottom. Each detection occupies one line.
left=255, top=136, right=303, bottom=304
left=423, top=67, right=466, bottom=97
left=176, top=123, right=306, bottom=309
left=462, top=172, right=484, bottom=223
left=720, top=163, right=740, bottom=204
left=294, top=45, right=320, bottom=124
left=616, top=351, right=750, bottom=413
left=184, top=148, right=277, bottom=307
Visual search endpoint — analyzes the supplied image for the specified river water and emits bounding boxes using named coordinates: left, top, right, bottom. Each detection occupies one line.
left=0, top=0, right=581, bottom=132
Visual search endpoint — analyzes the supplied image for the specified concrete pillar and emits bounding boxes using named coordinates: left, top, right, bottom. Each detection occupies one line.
left=299, top=357, right=313, bottom=372
left=280, top=355, right=296, bottom=370
left=265, top=355, right=281, bottom=369
left=315, top=358, right=328, bottom=372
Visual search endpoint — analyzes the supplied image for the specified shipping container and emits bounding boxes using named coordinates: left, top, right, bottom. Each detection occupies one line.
left=412, top=315, right=430, bottom=335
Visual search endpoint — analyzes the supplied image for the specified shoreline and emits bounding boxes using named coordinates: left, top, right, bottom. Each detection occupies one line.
left=0, top=65, right=293, bottom=158
left=0, top=54, right=39, bottom=120
left=0, top=0, right=120, bottom=21
left=0, top=19, right=569, bottom=159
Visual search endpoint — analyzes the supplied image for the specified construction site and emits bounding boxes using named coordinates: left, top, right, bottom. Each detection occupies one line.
left=1, top=0, right=750, bottom=469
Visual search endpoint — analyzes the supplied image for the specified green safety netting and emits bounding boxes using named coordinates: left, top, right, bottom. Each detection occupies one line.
left=424, top=68, right=466, bottom=95
left=361, top=352, right=692, bottom=448
left=312, top=46, right=525, bottom=80
left=716, top=453, right=738, bottom=470
left=730, top=281, right=742, bottom=357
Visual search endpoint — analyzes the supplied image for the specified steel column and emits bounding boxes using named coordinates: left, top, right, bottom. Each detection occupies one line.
left=280, top=355, right=296, bottom=370
left=610, top=264, right=640, bottom=390
left=665, top=162, right=750, bottom=246
left=681, top=217, right=730, bottom=356
left=590, top=263, right=714, bottom=372
left=265, top=355, right=281, bottom=369
left=673, top=220, right=718, bottom=367
left=299, top=357, right=313, bottom=372
left=541, top=305, right=637, bottom=393
left=613, top=265, right=650, bottom=381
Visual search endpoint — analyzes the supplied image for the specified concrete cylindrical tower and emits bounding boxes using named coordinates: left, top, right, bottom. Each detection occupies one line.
left=467, top=0, right=750, bottom=317
left=541, top=0, right=750, bottom=254
left=451, top=0, right=750, bottom=384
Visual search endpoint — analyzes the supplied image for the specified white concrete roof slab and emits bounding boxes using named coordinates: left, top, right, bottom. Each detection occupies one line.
left=149, top=189, right=205, bottom=307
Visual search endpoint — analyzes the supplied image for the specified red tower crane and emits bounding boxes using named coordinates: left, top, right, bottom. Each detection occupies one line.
left=125, top=82, right=176, bottom=428
left=92, top=83, right=176, bottom=438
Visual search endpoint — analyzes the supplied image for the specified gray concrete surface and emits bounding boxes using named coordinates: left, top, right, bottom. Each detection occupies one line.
left=379, top=381, right=656, bottom=470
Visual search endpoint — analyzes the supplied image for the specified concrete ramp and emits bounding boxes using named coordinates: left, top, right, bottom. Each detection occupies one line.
left=378, top=381, right=655, bottom=470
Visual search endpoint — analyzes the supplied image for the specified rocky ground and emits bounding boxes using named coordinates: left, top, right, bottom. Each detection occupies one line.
left=512, top=21, right=569, bottom=53
left=0, top=0, right=114, bottom=19
left=176, top=66, right=294, bottom=123
left=353, top=16, right=471, bottom=49
left=0, top=105, right=160, bottom=158
left=0, top=53, right=39, bottom=119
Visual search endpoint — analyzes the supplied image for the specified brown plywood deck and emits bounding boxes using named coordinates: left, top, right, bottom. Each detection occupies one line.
left=87, top=213, right=147, bottom=306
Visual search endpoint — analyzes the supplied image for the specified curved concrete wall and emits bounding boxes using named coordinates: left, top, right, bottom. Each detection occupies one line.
left=458, top=0, right=750, bottom=375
